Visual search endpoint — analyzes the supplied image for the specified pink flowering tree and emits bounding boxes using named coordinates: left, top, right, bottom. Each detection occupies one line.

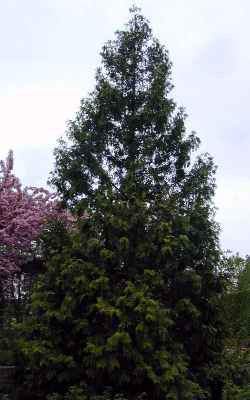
left=0, top=151, right=70, bottom=299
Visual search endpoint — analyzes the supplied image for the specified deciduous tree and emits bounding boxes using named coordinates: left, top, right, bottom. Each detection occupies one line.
left=0, top=151, right=70, bottom=299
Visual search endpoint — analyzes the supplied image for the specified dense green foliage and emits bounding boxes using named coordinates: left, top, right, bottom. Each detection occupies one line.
left=223, top=254, right=250, bottom=344
left=213, top=254, right=250, bottom=399
left=18, top=7, right=227, bottom=400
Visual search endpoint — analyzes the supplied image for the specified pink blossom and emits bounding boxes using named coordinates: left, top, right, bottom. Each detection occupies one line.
left=0, top=151, right=69, bottom=277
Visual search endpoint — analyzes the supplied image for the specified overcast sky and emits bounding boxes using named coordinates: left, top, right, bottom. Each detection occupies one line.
left=0, top=0, right=249, bottom=254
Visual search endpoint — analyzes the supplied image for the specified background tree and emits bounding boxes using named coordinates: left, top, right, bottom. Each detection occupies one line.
left=0, top=151, right=53, bottom=273
left=222, top=253, right=250, bottom=346
left=0, top=150, right=71, bottom=298
left=217, top=254, right=250, bottom=399
left=19, top=7, right=226, bottom=400
left=0, top=151, right=71, bottom=372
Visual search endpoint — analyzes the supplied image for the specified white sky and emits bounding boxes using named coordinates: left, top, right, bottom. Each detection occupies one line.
left=0, top=0, right=249, bottom=254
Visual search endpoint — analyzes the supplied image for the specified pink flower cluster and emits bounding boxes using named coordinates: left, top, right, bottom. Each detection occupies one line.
left=0, top=151, right=68, bottom=276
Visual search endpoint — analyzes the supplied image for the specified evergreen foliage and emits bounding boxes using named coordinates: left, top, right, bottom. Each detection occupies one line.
left=19, top=7, right=226, bottom=399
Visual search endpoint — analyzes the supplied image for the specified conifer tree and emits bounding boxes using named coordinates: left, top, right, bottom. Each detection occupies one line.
left=19, top=8, right=225, bottom=400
